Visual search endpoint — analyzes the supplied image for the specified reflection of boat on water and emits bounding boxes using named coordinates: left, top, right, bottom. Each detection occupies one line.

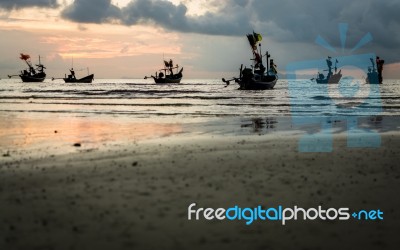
left=144, top=59, right=183, bottom=84
left=63, top=68, right=94, bottom=83
left=241, top=118, right=278, bottom=133
left=8, top=53, right=46, bottom=82
left=366, top=57, right=384, bottom=84
left=314, top=56, right=342, bottom=84
left=222, top=32, right=278, bottom=90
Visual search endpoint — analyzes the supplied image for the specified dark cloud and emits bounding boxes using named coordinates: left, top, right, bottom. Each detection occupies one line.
left=61, top=0, right=120, bottom=23
left=250, top=0, right=400, bottom=62
left=251, top=0, right=400, bottom=49
left=61, top=0, right=252, bottom=35
left=0, top=0, right=58, bottom=10
left=121, top=0, right=189, bottom=30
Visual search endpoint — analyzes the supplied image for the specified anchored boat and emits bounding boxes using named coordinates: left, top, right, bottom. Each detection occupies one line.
left=8, top=54, right=46, bottom=82
left=222, top=32, right=278, bottom=90
left=314, top=56, right=342, bottom=84
left=53, top=58, right=94, bottom=83
left=62, top=68, right=94, bottom=83
left=366, top=57, right=384, bottom=84
left=144, top=59, right=183, bottom=84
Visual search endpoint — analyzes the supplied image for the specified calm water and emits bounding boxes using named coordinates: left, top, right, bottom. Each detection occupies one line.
left=0, top=78, right=399, bottom=118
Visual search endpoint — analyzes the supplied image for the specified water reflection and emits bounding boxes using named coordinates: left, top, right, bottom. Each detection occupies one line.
left=241, top=117, right=278, bottom=133
left=0, top=114, right=183, bottom=152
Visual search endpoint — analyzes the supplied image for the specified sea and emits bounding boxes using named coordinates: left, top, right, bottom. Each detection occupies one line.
left=0, top=78, right=399, bottom=156
left=1, top=78, right=399, bottom=116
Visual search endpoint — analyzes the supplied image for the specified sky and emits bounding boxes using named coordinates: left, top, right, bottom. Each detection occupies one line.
left=0, top=0, right=399, bottom=79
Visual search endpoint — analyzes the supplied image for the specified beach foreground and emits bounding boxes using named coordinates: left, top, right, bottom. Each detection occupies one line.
left=0, top=125, right=399, bottom=250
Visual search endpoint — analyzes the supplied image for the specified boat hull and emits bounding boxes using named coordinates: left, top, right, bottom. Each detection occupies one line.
left=154, top=77, right=182, bottom=84
left=239, top=78, right=278, bottom=90
left=366, top=72, right=381, bottom=84
left=148, top=67, right=183, bottom=84
left=238, top=75, right=278, bottom=90
left=64, top=74, right=94, bottom=83
left=316, top=73, right=342, bottom=84
left=20, top=74, right=46, bottom=82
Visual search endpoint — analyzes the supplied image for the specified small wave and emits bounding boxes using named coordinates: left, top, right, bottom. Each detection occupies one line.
left=312, top=95, right=331, bottom=100
left=22, top=89, right=207, bottom=96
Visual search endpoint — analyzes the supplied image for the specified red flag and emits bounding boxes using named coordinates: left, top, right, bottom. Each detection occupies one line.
left=20, top=53, right=30, bottom=61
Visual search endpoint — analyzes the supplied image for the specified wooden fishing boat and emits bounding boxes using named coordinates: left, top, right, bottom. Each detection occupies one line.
left=366, top=57, right=384, bottom=84
left=8, top=54, right=46, bottom=82
left=145, top=59, right=183, bottom=84
left=222, top=32, right=278, bottom=90
left=63, top=69, right=94, bottom=83
left=314, top=57, right=342, bottom=84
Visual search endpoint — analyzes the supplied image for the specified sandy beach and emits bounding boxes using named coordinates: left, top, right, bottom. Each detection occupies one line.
left=1, top=115, right=399, bottom=250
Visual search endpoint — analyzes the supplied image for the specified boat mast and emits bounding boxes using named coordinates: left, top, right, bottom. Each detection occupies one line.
left=25, top=59, right=31, bottom=68
left=266, top=51, right=270, bottom=75
left=259, top=43, right=262, bottom=70
left=370, top=58, right=376, bottom=72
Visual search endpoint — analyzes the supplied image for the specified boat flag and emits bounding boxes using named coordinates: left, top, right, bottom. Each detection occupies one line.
left=253, top=32, right=262, bottom=42
left=247, top=34, right=257, bottom=50
left=20, top=53, right=30, bottom=61
left=164, top=60, right=169, bottom=68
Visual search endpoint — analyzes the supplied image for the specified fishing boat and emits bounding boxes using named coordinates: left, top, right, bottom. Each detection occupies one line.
left=222, top=32, right=278, bottom=90
left=53, top=58, right=94, bottom=83
left=62, top=68, right=94, bottom=83
left=144, top=59, right=183, bottom=83
left=366, top=57, right=384, bottom=84
left=8, top=54, right=46, bottom=82
left=314, top=56, right=342, bottom=84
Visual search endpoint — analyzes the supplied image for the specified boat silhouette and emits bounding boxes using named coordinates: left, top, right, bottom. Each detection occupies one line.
left=8, top=53, right=46, bottom=82
left=366, top=57, right=384, bottom=84
left=53, top=58, right=94, bottom=83
left=60, top=68, right=94, bottom=83
left=222, top=32, right=278, bottom=90
left=314, top=56, right=342, bottom=84
left=144, top=59, right=183, bottom=84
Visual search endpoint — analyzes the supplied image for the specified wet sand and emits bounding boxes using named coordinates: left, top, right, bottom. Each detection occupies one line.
left=0, top=126, right=399, bottom=250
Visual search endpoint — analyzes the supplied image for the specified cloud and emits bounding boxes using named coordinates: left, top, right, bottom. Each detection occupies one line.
left=59, top=0, right=400, bottom=44
left=120, top=0, right=253, bottom=35
left=0, top=0, right=59, bottom=10
left=61, top=0, right=252, bottom=36
left=58, top=0, right=400, bottom=63
left=250, top=0, right=400, bottom=49
left=61, top=0, right=120, bottom=23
